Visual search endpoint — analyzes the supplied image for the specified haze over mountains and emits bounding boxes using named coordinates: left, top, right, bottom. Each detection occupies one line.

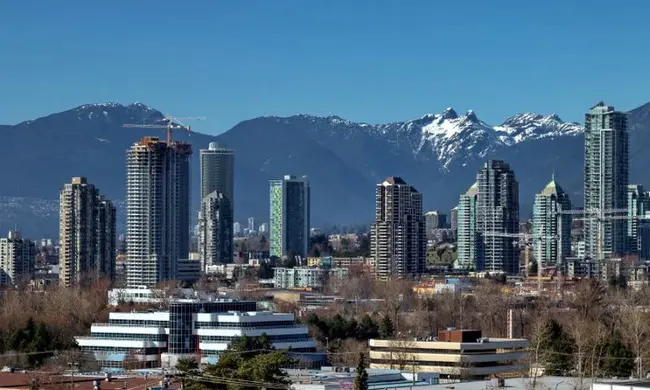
left=2, top=101, right=650, bottom=238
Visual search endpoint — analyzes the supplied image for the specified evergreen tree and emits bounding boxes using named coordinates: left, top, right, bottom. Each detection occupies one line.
left=176, top=357, right=199, bottom=375
left=356, top=315, right=379, bottom=340
left=205, top=335, right=293, bottom=390
left=537, top=319, right=574, bottom=375
left=31, top=322, right=51, bottom=352
left=601, top=333, right=634, bottom=377
left=328, top=314, right=349, bottom=340
left=354, top=353, right=369, bottom=390
left=25, top=318, right=36, bottom=337
left=378, top=315, right=394, bottom=338
left=175, top=357, right=200, bottom=390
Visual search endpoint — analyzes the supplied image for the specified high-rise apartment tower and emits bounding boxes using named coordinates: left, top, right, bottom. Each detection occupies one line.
left=200, top=142, right=234, bottom=203
left=584, top=102, right=628, bottom=264
left=370, top=176, right=426, bottom=279
left=59, top=177, right=116, bottom=286
left=126, top=137, right=191, bottom=287
left=198, top=191, right=233, bottom=270
left=532, top=176, right=572, bottom=269
left=0, top=231, right=36, bottom=286
left=451, top=206, right=459, bottom=231
left=476, top=160, right=519, bottom=274
left=455, top=182, right=479, bottom=270
left=199, top=142, right=234, bottom=267
left=627, top=185, right=650, bottom=255
left=424, top=211, right=447, bottom=233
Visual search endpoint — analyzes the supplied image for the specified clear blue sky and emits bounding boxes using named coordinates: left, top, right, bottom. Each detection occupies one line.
left=1, top=0, right=649, bottom=134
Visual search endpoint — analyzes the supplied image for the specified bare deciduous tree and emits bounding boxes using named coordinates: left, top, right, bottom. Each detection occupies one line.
left=619, top=301, right=650, bottom=378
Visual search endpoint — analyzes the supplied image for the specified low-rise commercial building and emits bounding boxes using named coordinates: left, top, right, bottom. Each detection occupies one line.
left=273, top=267, right=348, bottom=289
left=413, top=278, right=472, bottom=295
left=369, top=329, right=528, bottom=380
left=176, top=259, right=201, bottom=284
left=75, top=299, right=316, bottom=371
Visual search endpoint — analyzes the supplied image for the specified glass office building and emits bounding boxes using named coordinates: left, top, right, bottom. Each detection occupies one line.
left=75, top=299, right=315, bottom=371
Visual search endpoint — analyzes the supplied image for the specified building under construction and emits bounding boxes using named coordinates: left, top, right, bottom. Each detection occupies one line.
left=126, top=137, right=192, bottom=287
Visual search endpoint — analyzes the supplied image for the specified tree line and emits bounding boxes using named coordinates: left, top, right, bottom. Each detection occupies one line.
left=289, top=268, right=650, bottom=379
left=177, top=334, right=371, bottom=390
left=0, top=279, right=117, bottom=370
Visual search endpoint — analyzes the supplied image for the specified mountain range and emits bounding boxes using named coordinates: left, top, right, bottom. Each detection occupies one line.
left=2, top=101, right=650, bottom=238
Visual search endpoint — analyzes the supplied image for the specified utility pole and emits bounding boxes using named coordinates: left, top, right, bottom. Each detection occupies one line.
left=411, top=357, right=416, bottom=390
left=68, top=362, right=79, bottom=390
left=325, top=337, right=329, bottom=365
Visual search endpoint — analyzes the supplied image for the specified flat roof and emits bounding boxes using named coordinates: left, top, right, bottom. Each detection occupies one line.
left=415, top=376, right=590, bottom=390
left=598, top=380, right=650, bottom=388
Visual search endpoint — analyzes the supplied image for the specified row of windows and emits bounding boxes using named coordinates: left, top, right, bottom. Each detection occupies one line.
left=81, top=346, right=161, bottom=355
left=369, top=359, right=518, bottom=368
left=88, top=333, right=166, bottom=341
left=201, top=347, right=318, bottom=359
left=370, top=346, right=525, bottom=354
left=194, top=320, right=297, bottom=329
left=199, top=334, right=312, bottom=343
left=106, top=320, right=168, bottom=327
left=98, top=360, right=159, bottom=369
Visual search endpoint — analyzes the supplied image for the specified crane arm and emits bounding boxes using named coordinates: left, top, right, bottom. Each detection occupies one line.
left=122, top=113, right=205, bottom=143
left=482, top=231, right=557, bottom=240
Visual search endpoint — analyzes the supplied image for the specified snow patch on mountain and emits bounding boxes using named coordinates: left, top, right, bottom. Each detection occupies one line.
left=297, top=108, right=584, bottom=170
left=248, top=107, right=584, bottom=171
left=74, top=102, right=155, bottom=112
left=494, top=113, right=583, bottom=145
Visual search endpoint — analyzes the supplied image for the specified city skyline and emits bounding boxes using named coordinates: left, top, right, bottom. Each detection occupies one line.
left=29, top=99, right=650, bottom=285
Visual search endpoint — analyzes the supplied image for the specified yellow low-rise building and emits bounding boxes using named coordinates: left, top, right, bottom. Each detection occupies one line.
left=369, top=329, right=529, bottom=380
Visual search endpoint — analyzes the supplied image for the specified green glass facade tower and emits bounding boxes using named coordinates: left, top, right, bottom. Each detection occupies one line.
left=455, top=182, right=478, bottom=270
left=269, top=175, right=310, bottom=258
left=532, top=176, right=571, bottom=269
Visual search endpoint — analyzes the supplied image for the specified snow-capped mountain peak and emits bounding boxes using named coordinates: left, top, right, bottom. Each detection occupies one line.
left=323, top=107, right=584, bottom=170
left=465, top=110, right=478, bottom=121
left=440, top=107, right=459, bottom=120
left=73, top=102, right=156, bottom=112
left=494, top=112, right=583, bottom=145
left=419, top=108, right=489, bottom=140
left=264, top=106, right=584, bottom=172
left=44, top=102, right=164, bottom=125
